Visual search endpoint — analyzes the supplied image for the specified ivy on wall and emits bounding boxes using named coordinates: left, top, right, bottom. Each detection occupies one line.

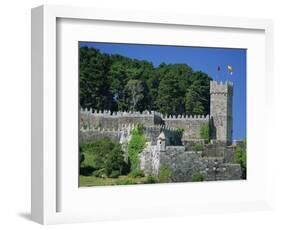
left=128, top=124, right=146, bottom=172
left=200, top=122, right=210, bottom=141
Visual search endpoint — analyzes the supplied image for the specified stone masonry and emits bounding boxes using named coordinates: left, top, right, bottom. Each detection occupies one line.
left=210, top=81, right=233, bottom=144
left=80, top=81, right=243, bottom=181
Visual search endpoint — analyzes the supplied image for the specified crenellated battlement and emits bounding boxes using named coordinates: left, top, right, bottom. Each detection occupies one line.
left=80, top=122, right=183, bottom=146
left=80, top=107, right=210, bottom=141
left=79, top=75, right=239, bottom=181
left=80, top=125, right=124, bottom=133
left=162, top=114, right=209, bottom=120
left=80, top=108, right=162, bottom=117
left=80, top=107, right=209, bottom=121
left=210, top=80, right=233, bottom=86
left=210, top=80, right=233, bottom=95
left=80, top=80, right=233, bottom=143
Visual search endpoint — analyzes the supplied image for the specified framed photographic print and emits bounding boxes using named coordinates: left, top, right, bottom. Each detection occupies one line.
left=31, top=5, right=274, bottom=225
left=78, top=42, right=245, bottom=186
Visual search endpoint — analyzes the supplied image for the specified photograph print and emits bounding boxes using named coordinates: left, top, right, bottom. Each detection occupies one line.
left=79, top=42, right=246, bottom=187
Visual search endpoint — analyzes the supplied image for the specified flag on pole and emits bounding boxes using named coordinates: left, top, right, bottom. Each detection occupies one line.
left=227, top=65, right=233, bottom=75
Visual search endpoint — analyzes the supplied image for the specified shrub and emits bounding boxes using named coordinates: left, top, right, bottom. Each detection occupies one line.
left=170, top=128, right=184, bottom=145
left=128, top=170, right=145, bottom=178
left=145, top=175, right=158, bottom=184
left=175, top=128, right=184, bottom=133
left=191, top=172, right=204, bottom=182
left=80, top=138, right=128, bottom=177
left=235, top=140, right=247, bottom=179
left=109, top=170, right=120, bottom=178
left=79, top=152, right=85, bottom=164
left=104, top=145, right=124, bottom=177
left=158, top=166, right=172, bottom=183
left=80, top=166, right=95, bottom=176
left=92, top=168, right=106, bottom=178
left=128, top=124, right=146, bottom=172
left=80, top=138, right=114, bottom=170
left=200, top=123, right=210, bottom=141
left=194, top=143, right=204, bottom=152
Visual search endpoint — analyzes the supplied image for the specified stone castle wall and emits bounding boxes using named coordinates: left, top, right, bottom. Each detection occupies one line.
left=80, top=109, right=163, bottom=130
left=80, top=129, right=121, bottom=143
left=80, top=109, right=209, bottom=141
left=80, top=123, right=182, bottom=147
left=163, top=115, right=209, bottom=140
left=143, top=125, right=182, bottom=146
left=80, top=80, right=234, bottom=144
left=79, top=80, right=241, bottom=182
left=140, top=146, right=241, bottom=181
left=139, top=143, right=160, bottom=176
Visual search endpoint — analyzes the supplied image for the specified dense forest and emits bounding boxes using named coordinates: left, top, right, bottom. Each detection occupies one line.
left=79, top=46, right=212, bottom=116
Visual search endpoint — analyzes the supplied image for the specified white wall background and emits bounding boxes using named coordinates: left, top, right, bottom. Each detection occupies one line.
left=0, top=0, right=280, bottom=229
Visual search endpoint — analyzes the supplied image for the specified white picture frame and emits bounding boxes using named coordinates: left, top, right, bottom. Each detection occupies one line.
left=31, top=4, right=274, bottom=225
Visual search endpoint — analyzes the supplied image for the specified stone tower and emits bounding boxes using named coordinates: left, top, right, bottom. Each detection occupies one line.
left=210, top=81, right=233, bottom=144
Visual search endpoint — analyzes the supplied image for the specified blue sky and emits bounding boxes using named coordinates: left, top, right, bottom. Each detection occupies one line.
left=80, top=42, right=246, bottom=140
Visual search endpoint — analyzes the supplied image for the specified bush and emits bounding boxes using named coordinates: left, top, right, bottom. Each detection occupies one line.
left=80, top=138, right=114, bottom=170
left=200, top=123, right=210, bottom=141
left=80, top=138, right=128, bottom=177
left=194, top=143, right=204, bottom=152
left=170, top=128, right=183, bottom=145
left=104, top=145, right=124, bottom=177
left=158, top=166, right=172, bottom=183
left=191, top=172, right=204, bottom=182
left=92, top=168, right=106, bottom=178
left=128, top=124, right=146, bottom=172
left=145, top=175, right=158, bottom=184
left=80, top=166, right=95, bottom=176
left=109, top=170, right=120, bottom=178
left=175, top=128, right=184, bottom=133
left=79, top=152, right=85, bottom=164
left=235, top=140, right=247, bottom=179
left=128, top=170, right=145, bottom=178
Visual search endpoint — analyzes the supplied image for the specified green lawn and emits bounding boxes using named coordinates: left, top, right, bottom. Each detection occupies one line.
left=79, top=175, right=149, bottom=187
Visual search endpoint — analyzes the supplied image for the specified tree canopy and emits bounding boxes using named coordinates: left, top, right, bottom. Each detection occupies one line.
left=79, top=46, right=212, bottom=115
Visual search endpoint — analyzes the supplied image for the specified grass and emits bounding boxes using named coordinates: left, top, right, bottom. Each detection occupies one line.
left=79, top=175, right=149, bottom=187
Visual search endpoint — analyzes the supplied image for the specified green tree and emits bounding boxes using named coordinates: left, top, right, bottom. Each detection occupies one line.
left=185, top=88, right=197, bottom=114
left=185, top=85, right=207, bottom=115
left=107, top=60, right=129, bottom=111
left=107, top=55, right=154, bottom=112
left=79, top=47, right=212, bottom=115
left=79, top=47, right=112, bottom=110
left=156, top=63, right=207, bottom=116
left=125, top=79, right=145, bottom=111
left=185, top=71, right=211, bottom=115
left=137, top=61, right=159, bottom=110
left=156, top=73, right=186, bottom=115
